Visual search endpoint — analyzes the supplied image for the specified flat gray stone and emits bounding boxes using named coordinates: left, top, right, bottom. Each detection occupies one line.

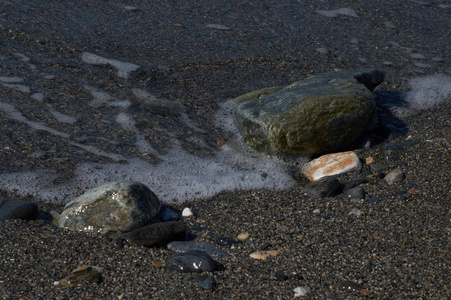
left=384, top=169, right=405, bottom=185
left=234, top=69, right=384, bottom=156
left=58, top=181, right=161, bottom=235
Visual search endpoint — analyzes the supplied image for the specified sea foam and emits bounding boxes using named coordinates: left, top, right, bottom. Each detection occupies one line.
left=393, top=74, right=451, bottom=117
left=0, top=69, right=448, bottom=205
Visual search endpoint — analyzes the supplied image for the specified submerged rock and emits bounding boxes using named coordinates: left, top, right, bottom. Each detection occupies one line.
left=234, top=69, right=384, bottom=156
left=59, top=181, right=161, bottom=235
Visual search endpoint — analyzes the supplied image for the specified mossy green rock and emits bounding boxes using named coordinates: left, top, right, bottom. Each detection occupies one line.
left=234, top=69, right=384, bottom=156
left=59, top=181, right=161, bottom=235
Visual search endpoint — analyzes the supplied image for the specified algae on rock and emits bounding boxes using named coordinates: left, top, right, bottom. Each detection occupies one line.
left=234, top=69, right=384, bottom=156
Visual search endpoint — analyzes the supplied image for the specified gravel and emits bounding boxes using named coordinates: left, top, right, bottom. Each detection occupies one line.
left=0, top=0, right=450, bottom=298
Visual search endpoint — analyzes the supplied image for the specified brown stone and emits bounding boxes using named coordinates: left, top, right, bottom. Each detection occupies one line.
left=249, top=250, right=279, bottom=260
left=302, top=151, right=361, bottom=181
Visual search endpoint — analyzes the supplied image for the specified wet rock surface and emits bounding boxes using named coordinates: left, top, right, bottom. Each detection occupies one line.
left=120, top=221, right=186, bottom=247
left=0, top=0, right=449, bottom=299
left=58, top=181, right=161, bottom=235
left=303, top=177, right=344, bottom=198
left=168, top=241, right=229, bottom=258
left=166, top=250, right=218, bottom=273
left=302, top=151, right=361, bottom=181
left=234, top=69, right=383, bottom=156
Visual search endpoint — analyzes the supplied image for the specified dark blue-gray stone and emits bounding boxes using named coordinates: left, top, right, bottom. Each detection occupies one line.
left=158, top=206, right=181, bottom=222
left=120, top=221, right=186, bottom=247
left=166, top=250, right=217, bottom=273
left=198, top=277, right=215, bottom=290
left=0, top=200, right=38, bottom=221
left=344, top=186, right=366, bottom=200
left=168, top=241, right=229, bottom=258
left=344, top=177, right=367, bottom=191
left=303, top=177, right=344, bottom=198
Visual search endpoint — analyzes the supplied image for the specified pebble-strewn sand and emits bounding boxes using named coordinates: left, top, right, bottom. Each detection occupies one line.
left=0, top=0, right=450, bottom=298
left=1, top=103, right=449, bottom=299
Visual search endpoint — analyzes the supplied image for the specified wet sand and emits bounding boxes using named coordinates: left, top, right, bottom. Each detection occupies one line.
left=0, top=0, right=450, bottom=298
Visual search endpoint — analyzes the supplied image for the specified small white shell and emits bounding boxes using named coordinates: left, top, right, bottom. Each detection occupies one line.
left=182, top=207, right=194, bottom=217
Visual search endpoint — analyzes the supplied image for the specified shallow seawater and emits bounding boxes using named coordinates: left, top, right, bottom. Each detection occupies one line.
left=0, top=0, right=449, bottom=204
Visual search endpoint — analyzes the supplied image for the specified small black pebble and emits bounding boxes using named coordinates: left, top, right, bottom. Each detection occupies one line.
left=275, top=271, right=288, bottom=281
left=260, top=242, right=272, bottom=250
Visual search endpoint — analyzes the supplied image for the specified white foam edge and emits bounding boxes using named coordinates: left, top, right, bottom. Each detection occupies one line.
left=47, top=104, right=77, bottom=124
left=316, top=8, right=358, bottom=18
left=1, top=83, right=30, bottom=93
left=115, top=112, right=158, bottom=155
left=0, top=99, right=300, bottom=205
left=81, top=52, right=139, bottom=78
left=0, top=76, right=24, bottom=83
left=0, top=102, right=69, bottom=138
left=85, top=85, right=131, bottom=108
left=0, top=101, right=126, bottom=161
left=392, top=74, right=451, bottom=117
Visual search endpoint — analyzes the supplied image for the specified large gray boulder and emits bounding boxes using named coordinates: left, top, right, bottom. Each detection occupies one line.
left=234, top=69, right=384, bottom=156
left=59, top=181, right=161, bottom=235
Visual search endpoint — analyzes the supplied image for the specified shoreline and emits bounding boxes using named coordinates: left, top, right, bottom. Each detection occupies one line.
left=0, top=0, right=450, bottom=298
left=1, top=100, right=449, bottom=299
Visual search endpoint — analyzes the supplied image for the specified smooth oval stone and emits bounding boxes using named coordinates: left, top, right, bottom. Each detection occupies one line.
left=158, top=206, right=181, bottom=222
left=198, top=276, right=215, bottom=290
left=121, top=221, right=186, bottom=247
left=234, top=69, right=384, bottom=156
left=237, top=232, right=250, bottom=241
left=303, top=177, right=344, bottom=198
left=0, top=200, right=38, bottom=221
left=249, top=250, right=280, bottom=260
left=344, top=186, right=366, bottom=200
left=168, top=241, right=229, bottom=258
left=59, top=181, right=161, bottom=235
left=384, top=169, right=405, bottom=185
left=302, top=151, right=361, bottom=181
left=166, top=250, right=217, bottom=273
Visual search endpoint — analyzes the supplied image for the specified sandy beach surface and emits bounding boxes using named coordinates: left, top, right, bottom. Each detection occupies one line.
left=0, top=0, right=450, bottom=299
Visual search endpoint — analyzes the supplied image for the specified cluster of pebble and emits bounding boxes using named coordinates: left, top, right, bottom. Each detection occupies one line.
left=0, top=141, right=411, bottom=296
left=0, top=68, right=418, bottom=297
